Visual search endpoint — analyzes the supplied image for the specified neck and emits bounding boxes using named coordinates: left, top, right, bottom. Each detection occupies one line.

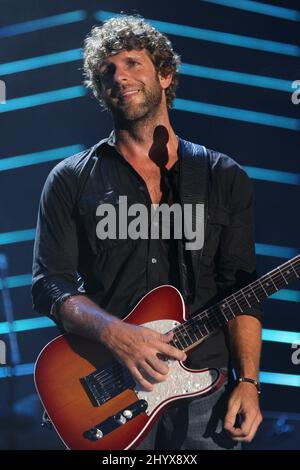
left=113, top=106, right=178, bottom=168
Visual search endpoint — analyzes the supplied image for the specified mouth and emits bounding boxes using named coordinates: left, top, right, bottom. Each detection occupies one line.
left=119, top=90, right=140, bottom=102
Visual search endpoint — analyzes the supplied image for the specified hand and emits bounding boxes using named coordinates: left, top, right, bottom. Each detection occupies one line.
left=224, top=382, right=263, bottom=442
left=100, top=318, right=187, bottom=391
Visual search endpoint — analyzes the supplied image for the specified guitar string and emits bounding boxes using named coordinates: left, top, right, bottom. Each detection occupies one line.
left=173, top=264, right=300, bottom=347
left=90, top=259, right=300, bottom=393
left=90, top=259, right=300, bottom=392
left=176, top=259, right=300, bottom=346
left=90, top=264, right=300, bottom=395
left=93, top=256, right=300, bottom=378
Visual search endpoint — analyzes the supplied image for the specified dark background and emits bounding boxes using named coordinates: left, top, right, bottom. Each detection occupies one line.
left=0, top=0, right=299, bottom=450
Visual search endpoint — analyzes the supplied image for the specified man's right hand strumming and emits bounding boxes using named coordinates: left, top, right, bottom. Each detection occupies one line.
left=100, top=319, right=187, bottom=391
left=57, top=295, right=186, bottom=392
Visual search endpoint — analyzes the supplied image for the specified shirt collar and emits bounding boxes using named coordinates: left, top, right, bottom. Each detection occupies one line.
left=97, top=130, right=180, bottom=173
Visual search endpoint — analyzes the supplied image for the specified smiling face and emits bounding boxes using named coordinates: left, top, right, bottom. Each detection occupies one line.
left=98, top=49, right=172, bottom=121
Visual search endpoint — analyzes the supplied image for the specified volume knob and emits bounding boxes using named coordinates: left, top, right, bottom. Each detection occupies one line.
left=91, top=428, right=103, bottom=440
left=115, top=413, right=127, bottom=425
left=123, top=409, right=133, bottom=419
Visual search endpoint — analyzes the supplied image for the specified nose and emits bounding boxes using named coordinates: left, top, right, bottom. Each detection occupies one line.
left=111, top=65, right=128, bottom=83
left=112, top=65, right=129, bottom=84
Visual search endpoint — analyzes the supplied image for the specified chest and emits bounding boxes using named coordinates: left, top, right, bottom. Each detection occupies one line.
left=132, top=164, right=164, bottom=205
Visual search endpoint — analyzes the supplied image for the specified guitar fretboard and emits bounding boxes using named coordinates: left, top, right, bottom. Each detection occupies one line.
left=170, top=254, right=300, bottom=352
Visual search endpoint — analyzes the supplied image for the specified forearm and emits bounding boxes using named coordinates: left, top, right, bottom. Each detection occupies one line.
left=56, top=295, right=121, bottom=344
left=227, top=315, right=262, bottom=380
left=55, top=294, right=186, bottom=392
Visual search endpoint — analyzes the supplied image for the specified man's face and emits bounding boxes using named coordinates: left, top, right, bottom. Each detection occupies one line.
left=98, top=49, right=167, bottom=121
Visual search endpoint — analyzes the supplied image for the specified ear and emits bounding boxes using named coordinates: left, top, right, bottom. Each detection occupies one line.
left=158, top=69, right=173, bottom=90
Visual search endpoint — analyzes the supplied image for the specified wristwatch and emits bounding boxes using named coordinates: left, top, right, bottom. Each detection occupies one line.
left=238, top=377, right=261, bottom=395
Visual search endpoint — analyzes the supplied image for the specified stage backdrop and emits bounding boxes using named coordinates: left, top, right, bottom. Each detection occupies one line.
left=0, top=0, right=299, bottom=449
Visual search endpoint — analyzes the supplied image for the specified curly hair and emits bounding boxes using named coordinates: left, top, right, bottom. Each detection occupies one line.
left=83, top=15, right=181, bottom=109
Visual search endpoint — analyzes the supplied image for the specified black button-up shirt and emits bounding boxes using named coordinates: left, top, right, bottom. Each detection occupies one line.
left=32, top=134, right=262, bottom=369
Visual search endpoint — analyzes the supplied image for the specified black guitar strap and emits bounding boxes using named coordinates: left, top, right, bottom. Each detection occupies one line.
left=178, top=137, right=209, bottom=304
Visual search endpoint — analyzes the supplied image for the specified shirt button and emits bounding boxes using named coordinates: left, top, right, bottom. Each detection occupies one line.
left=151, top=258, right=157, bottom=264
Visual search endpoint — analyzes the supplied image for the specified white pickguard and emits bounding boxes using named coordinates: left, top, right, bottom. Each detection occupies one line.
left=134, top=319, right=219, bottom=416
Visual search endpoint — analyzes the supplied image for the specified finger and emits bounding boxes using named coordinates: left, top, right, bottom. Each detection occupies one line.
left=139, top=360, right=169, bottom=383
left=130, top=366, right=154, bottom=392
left=158, top=342, right=187, bottom=361
left=147, top=355, right=170, bottom=375
left=244, top=413, right=263, bottom=442
left=161, top=331, right=174, bottom=342
left=227, top=410, right=258, bottom=438
left=231, top=413, right=263, bottom=442
left=223, top=401, right=241, bottom=435
left=239, top=410, right=258, bottom=436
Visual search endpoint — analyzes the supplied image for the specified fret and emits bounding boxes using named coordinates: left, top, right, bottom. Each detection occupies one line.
left=267, top=273, right=278, bottom=291
left=278, top=267, right=289, bottom=285
left=187, top=314, right=214, bottom=343
left=231, top=293, right=243, bottom=312
left=240, top=288, right=252, bottom=308
left=261, top=276, right=278, bottom=297
left=186, top=319, right=206, bottom=345
left=253, top=281, right=267, bottom=300
left=258, top=279, right=269, bottom=296
left=180, top=327, right=191, bottom=347
left=249, top=285, right=260, bottom=303
left=243, top=287, right=257, bottom=306
left=282, top=266, right=296, bottom=281
left=201, top=309, right=218, bottom=330
left=209, top=310, right=223, bottom=328
left=222, top=300, right=234, bottom=318
left=193, top=321, right=205, bottom=339
left=204, top=311, right=210, bottom=320
left=239, top=293, right=253, bottom=311
left=182, top=255, right=300, bottom=352
left=199, top=311, right=209, bottom=324
left=183, top=324, right=195, bottom=344
left=219, top=303, right=234, bottom=323
left=289, top=261, right=299, bottom=279
left=172, top=332, right=185, bottom=350
left=189, top=323, right=201, bottom=343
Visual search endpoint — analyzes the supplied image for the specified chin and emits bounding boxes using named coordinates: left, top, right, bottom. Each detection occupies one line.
left=114, top=104, right=150, bottom=122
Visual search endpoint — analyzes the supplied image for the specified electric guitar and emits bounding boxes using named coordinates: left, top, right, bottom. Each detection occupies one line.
left=34, top=255, right=300, bottom=450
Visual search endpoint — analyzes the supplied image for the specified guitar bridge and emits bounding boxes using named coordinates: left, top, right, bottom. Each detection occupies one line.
left=80, top=362, right=135, bottom=406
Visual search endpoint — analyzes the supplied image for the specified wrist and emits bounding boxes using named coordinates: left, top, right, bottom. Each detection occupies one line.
left=98, top=314, right=122, bottom=346
left=237, top=377, right=261, bottom=395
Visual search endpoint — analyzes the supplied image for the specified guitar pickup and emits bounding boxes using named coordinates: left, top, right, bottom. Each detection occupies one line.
left=84, top=399, right=148, bottom=441
left=80, top=365, right=135, bottom=407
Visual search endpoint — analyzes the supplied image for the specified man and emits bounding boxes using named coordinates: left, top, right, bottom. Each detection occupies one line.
left=32, top=15, right=263, bottom=450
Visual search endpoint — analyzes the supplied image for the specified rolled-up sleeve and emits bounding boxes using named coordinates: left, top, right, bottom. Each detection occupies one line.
left=215, top=165, right=263, bottom=323
left=31, top=160, right=83, bottom=321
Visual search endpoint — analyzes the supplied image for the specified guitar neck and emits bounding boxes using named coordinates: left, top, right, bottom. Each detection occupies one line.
left=171, top=254, right=300, bottom=352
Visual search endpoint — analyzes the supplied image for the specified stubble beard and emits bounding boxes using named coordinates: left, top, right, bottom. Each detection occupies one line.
left=109, top=76, right=163, bottom=124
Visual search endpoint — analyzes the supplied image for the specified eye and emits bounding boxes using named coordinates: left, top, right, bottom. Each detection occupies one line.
left=99, top=68, right=109, bottom=79
left=128, top=59, right=140, bottom=66
left=99, top=63, right=114, bottom=79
